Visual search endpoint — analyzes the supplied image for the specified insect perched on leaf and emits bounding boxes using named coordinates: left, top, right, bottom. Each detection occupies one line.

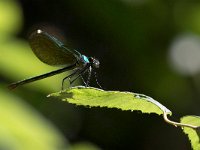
left=8, top=29, right=101, bottom=90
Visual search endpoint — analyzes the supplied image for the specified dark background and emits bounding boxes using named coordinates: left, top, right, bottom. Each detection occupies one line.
left=1, top=0, right=200, bottom=149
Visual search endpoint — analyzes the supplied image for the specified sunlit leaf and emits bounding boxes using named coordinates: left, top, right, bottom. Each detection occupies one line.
left=48, top=86, right=171, bottom=115
left=181, top=116, right=200, bottom=150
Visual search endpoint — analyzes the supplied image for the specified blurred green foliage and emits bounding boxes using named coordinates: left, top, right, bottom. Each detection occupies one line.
left=0, top=0, right=22, bottom=41
left=1, top=0, right=200, bottom=149
left=0, top=88, right=69, bottom=150
left=0, top=0, right=69, bottom=150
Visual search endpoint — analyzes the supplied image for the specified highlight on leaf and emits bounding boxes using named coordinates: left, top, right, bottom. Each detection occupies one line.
left=181, top=116, right=200, bottom=150
left=48, top=86, right=171, bottom=116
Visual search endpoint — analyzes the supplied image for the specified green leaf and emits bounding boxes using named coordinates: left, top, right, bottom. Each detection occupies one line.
left=0, top=88, right=70, bottom=150
left=181, top=116, right=200, bottom=150
left=48, top=86, right=171, bottom=115
left=0, top=0, right=22, bottom=41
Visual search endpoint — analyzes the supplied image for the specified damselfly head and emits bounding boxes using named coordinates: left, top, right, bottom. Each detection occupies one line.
left=89, top=57, right=100, bottom=68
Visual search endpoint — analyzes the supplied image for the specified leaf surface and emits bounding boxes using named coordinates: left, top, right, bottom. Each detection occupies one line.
left=49, top=86, right=171, bottom=115
left=181, top=116, right=200, bottom=150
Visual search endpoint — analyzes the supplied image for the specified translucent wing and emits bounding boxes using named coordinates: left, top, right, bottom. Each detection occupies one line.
left=29, top=29, right=78, bottom=66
